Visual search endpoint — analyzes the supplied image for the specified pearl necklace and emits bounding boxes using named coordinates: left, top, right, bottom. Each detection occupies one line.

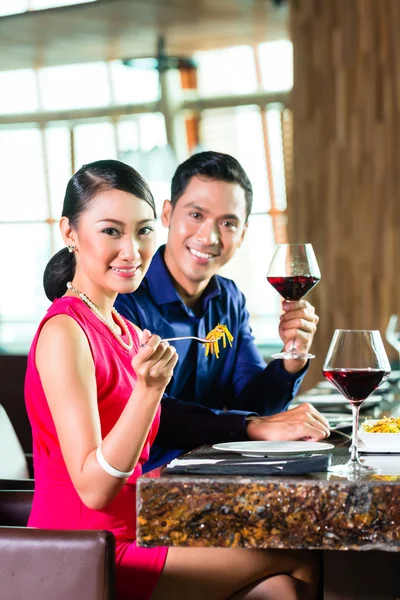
left=66, top=282, right=133, bottom=351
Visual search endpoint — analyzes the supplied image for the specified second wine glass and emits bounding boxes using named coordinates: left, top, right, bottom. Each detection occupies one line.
left=267, top=243, right=321, bottom=360
left=322, top=329, right=390, bottom=476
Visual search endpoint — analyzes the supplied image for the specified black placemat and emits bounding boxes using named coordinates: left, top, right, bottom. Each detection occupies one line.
left=178, top=444, right=348, bottom=466
left=165, top=453, right=332, bottom=475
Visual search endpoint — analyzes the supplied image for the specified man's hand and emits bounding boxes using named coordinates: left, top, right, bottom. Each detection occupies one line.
left=246, top=403, right=330, bottom=442
left=279, top=299, right=319, bottom=373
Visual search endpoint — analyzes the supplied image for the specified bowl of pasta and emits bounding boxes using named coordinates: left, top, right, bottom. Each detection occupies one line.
left=358, top=417, right=400, bottom=450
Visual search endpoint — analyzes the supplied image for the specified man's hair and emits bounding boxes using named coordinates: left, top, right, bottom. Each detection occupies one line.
left=170, top=151, right=253, bottom=220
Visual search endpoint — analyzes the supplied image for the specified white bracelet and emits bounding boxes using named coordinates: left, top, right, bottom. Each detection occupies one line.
left=96, top=445, right=134, bottom=479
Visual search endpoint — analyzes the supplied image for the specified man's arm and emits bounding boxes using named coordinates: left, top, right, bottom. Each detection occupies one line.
left=229, top=291, right=309, bottom=415
left=115, top=288, right=328, bottom=448
left=155, top=394, right=330, bottom=448
left=155, top=395, right=256, bottom=448
left=235, top=357, right=308, bottom=416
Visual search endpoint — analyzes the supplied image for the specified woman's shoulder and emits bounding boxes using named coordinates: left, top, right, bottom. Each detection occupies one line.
left=38, top=306, right=91, bottom=357
left=44, top=296, right=102, bottom=331
left=46, top=295, right=83, bottom=315
left=35, top=297, right=92, bottom=356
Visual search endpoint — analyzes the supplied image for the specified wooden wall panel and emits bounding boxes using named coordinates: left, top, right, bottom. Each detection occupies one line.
left=290, top=0, right=400, bottom=388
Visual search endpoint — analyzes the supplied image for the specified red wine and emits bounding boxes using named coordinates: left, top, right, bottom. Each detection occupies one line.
left=267, top=275, right=320, bottom=301
left=322, top=369, right=389, bottom=405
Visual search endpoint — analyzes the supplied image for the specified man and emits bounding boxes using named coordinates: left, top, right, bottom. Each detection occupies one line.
left=115, top=151, right=329, bottom=471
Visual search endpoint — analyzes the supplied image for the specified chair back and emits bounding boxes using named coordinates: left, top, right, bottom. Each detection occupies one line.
left=0, top=490, right=116, bottom=599
left=0, top=527, right=116, bottom=600
left=0, top=404, right=29, bottom=479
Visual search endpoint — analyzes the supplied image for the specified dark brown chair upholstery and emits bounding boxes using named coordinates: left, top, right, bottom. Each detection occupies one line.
left=0, top=490, right=116, bottom=600
left=0, top=478, right=34, bottom=491
left=0, top=490, right=33, bottom=526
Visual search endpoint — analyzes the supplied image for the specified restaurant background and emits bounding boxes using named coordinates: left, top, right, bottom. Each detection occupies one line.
left=0, top=0, right=292, bottom=356
left=1, top=0, right=400, bottom=452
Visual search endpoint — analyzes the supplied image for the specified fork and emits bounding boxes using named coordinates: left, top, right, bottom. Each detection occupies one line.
left=140, top=335, right=214, bottom=348
left=161, top=336, right=214, bottom=343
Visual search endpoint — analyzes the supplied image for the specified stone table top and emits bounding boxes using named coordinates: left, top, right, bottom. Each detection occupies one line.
left=136, top=445, right=400, bottom=551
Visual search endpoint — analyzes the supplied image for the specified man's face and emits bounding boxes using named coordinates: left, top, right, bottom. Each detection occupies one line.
left=162, top=175, right=248, bottom=295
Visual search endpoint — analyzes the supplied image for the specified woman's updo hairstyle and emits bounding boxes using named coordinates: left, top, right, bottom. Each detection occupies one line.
left=43, top=159, right=156, bottom=301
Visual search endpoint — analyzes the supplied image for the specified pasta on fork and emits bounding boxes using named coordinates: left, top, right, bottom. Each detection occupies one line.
left=203, top=324, right=234, bottom=358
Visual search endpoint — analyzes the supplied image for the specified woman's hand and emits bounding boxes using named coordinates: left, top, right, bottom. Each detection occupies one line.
left=132, top=329, right=178, bottom=390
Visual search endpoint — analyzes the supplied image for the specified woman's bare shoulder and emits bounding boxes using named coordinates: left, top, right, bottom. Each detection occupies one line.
left=36, top=313, right=92, bottom=373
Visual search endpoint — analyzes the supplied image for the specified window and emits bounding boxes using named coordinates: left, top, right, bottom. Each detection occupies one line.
left=0, top=0, right=96, bottom=15
left=110, top=62, right=160, bottom=105
left=0, top=69, right=38, bottom=114
left=39, top=63, right=111, bottom=111
left=195, top=46, right=257, bottom=96
left=32, top=0, right=96, bottom=9
left=0, top=41, right=293, bottom=353
left=0, top=0, right=27, bottom=16
left=199, top=105, right=285, bottom=339
left=199, top=106, right=270, bottom=211
left=258, top=40, right=293, bottom=92
left=0, top=224, right=51, bottom=353
left=0, top=127, right=47, bottom=221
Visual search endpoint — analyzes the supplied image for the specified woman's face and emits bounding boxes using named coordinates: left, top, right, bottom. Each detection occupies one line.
left=66, top=188, right=156, bottom=302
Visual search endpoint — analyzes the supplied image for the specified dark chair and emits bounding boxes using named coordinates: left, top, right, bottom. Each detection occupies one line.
left=0, top=478, right=34, bottom=491
left=0, top=403, right=34, bottom=490
left=0, top=490, right=116, bottom=600
left=0, top=404, right=30, bottom=479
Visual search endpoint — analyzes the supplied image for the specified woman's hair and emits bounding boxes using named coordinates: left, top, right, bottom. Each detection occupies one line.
left=43, top=159, right=156, bottom=302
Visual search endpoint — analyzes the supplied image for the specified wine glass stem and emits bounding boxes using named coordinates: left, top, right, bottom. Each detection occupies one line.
left=350, top=403, right=362, bottom=463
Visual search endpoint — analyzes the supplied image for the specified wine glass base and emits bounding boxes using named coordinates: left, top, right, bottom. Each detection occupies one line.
left=328, top=460, right=378, bottom=479
left=271, top=351, right=315, bottom=360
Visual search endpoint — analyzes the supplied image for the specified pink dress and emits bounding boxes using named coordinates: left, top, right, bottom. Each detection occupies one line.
left=25, top=296, right=168, bottom=600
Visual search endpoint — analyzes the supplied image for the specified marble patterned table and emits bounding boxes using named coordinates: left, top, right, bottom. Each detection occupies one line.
left=137, top=389, right=400, bottom=599
left=136, top=446, right=400, bottom=552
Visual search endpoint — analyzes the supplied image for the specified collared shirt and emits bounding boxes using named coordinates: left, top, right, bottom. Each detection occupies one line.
left=115, top=246, right=307, bottom=471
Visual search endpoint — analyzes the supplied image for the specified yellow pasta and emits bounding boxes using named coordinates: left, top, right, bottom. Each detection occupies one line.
left=361, top=416, right=400, bottom=433
left=204, top=324, right=234, bottom=358
left=371, top=475, right=400, bottom=482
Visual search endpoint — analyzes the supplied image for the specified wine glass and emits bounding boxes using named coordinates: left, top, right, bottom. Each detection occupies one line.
left=267, top=243, right=321, bottom=359
left=386, top=315, right=400, bottom=354
left=322, top=330, right=390, bottom=475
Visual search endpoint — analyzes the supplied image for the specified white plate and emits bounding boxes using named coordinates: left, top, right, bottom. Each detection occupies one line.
left=358, top=435, right=400, bottom=453
left=212, top=441, right=334, bottom=457
left=356, top=438, right=400, bottom=454
left=358, top=419, right=400, bottom=452
left=295, top=394, right=382, bottom=408
left=359, top=455, right=400, bottom=474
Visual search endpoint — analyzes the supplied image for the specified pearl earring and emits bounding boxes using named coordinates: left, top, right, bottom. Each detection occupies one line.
left=67, top=245, right=76, bottom=253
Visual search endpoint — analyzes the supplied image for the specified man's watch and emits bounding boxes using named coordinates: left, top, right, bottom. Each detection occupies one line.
left=245, top=414, right=259, bottom=422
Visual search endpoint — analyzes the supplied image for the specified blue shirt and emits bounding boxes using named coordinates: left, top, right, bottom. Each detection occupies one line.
left=115, top=246, right=307, bottom=470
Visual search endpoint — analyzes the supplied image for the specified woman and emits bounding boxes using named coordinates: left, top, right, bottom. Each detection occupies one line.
left=25, top=159, right=319, bottom=600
